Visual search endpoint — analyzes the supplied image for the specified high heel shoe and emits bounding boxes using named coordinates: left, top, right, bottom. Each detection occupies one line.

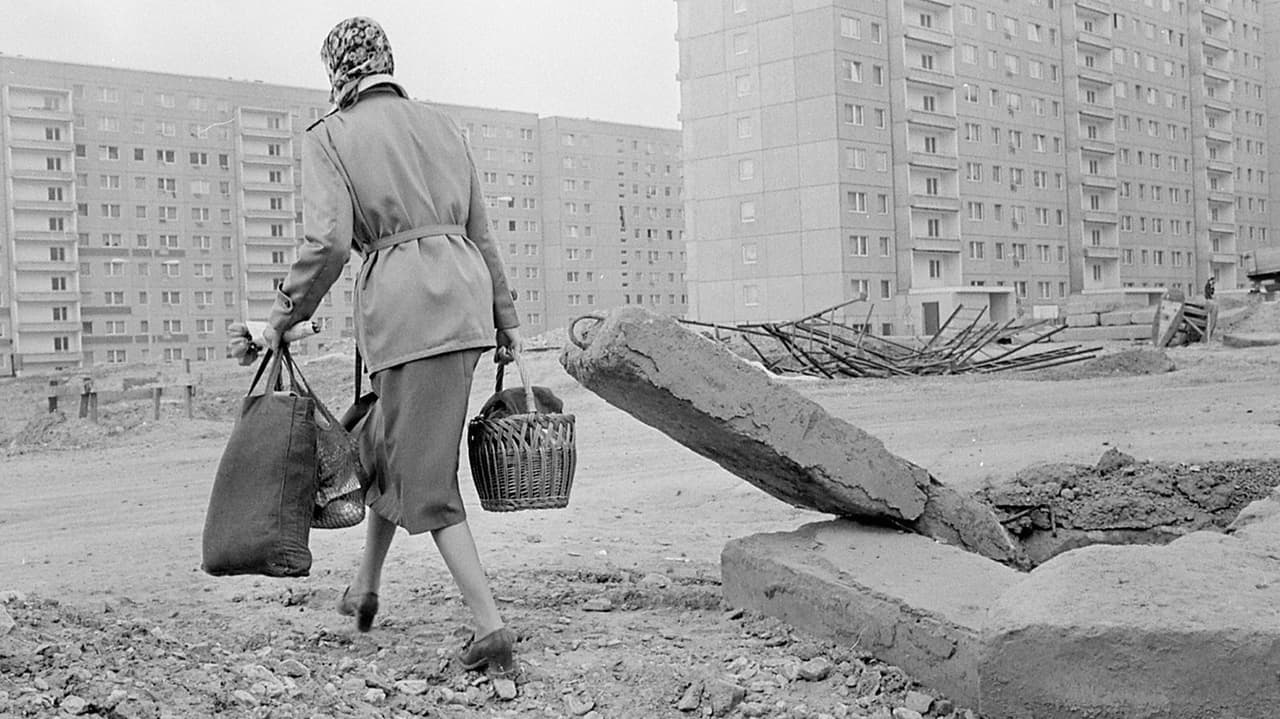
left=337, top=586, right=378, bottom=633
left=457, top=627, right=517, bottom=675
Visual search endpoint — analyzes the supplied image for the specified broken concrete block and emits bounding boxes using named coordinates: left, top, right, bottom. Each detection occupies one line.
left=1065, top=313, right=1100, bottom=328
left=1222, top=332, right=1280, bottom=348
left=1129, top=306, right=1157, bottom=325
left=1099, top=310, right=1133, bottom=326
left=722, top=521, right=1021, bottom=706
left=561, top=308, right=1018, bottom=561
left=980, top=533, right=1280, bottom=718
left=1064, top=293, right=1145, bottom=315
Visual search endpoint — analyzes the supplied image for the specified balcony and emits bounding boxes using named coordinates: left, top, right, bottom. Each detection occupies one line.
left=12, top=230, right=75, bottom=243
left=1081, top=210, right=1118, bottom=224
left=1211, top=252, right=1238, bottom=265
left=1206, top=158, right=1233, bottom=174
left=19, top=352, right=81, bottom=366
left=6, top=137, right=74, bottom=152
left=1207, top=190, right=1233, bottom=204
left=1078, top=103, right=1115, bottom=120
left=917, top=0, right=952, bottom=6
left=1202, top=3, right=1228, bottom=22
left=12, top=199, right=75, bottom=213
left=18, top=321, right=80, bottom=333
left=247, top=290, right=280, bottom=302
left=6, top=106, right=72, bottom=122
left=906, top=65, right=956, bottom=88
left=904, top=25, right=954, bottom=48
left=1076, top=30, right=1111, bottom=50
left=1081, top=174, right=1118, bottom=190
left=243, top=207, right=295, bottom=220
left=244, top=235, right=298, bottom=247
left=909, top=193, right=961, bottom=212
left=16, top=290, right=80, bottom=303
left=1208, top=221, right=1235, bottom=235
left=240, top=125, right=292, bottom=140
left=906, top=109, right=957, bottom=130
left=241, top=181, right=292, bottom=193
left=241, top=153, right=293, bottom=166
left=1205, top=127, right=1232, bottom=144
left=1079, top=139, right=1116, bottom=155
left=910, top=236, right=961, bottom=253
left=908, top=152, right=958, bottom=171
left=1084, top=246, right=1120, bottom=260
left=1203, top=96, right=1231, bottom=114
left=81, top=305, right=133, bottom=315
left=245, top=263, right=289, bottom=274
left=15, top=260, right=77, bottom=272
left=1077, top=67, right=1114, bottom=85
left=10, top=168, right=74, bottom=182
left=1202, top=35, right=1229, bottom=53
left=1203, top=65, right=1231, bottom=84
left=1076, top=0, right=1111, bottom=14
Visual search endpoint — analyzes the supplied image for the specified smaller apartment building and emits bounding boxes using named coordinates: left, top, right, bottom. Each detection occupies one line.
left=0, top=57, right=682, bottom=375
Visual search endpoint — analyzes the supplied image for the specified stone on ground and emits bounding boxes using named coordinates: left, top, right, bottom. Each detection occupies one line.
left=981, top=529, right=1280, bottom=718
left=721, top=520, right=1021, bottom=706
left=561, top=307, right=1017, bottom=562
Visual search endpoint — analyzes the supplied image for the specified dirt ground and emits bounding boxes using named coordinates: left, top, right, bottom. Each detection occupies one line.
left=4, top=304, right=1280, bottom=718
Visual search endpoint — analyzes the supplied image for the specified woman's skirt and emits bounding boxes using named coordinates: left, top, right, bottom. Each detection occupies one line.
left=359, top=349, right=482, bottom=534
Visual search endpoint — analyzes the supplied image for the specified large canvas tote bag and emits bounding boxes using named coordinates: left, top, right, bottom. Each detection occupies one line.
left=202, top=347, right=318, bottom=578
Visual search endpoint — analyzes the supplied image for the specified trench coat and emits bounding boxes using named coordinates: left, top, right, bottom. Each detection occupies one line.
left=267, top=75, right=519, bottom=373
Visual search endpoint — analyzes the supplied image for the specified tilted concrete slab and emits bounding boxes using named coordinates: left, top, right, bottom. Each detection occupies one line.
left=560, top=307, right=1019, bottom=562
left=722, top=520, right=1020, bottom=707
left=980, top=528, right=1280, bottom=718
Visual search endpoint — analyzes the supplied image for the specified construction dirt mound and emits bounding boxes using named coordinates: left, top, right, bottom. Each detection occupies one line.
left=979, top=448, right=1280, bottom=566
left=1218, top=297, right=1280, bottom=335
left=1022, top=348, right=1175, bottom=381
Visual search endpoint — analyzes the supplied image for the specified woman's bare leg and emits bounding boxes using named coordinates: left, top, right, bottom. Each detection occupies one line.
left=353, top=510, right=397, bottom=595
left=431, top=520, right=504, bottom=635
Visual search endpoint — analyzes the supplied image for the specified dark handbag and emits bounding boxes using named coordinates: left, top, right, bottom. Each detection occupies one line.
left=201, top=347, right=319, bottom=577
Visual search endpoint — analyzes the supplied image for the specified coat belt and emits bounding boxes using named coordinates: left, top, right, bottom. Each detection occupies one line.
left=367, top=224, right=466, bottom=252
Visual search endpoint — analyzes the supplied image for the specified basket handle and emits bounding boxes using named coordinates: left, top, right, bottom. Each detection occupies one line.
left=569, top=314, right=605, bottom=350
left=495, top=351, right=538, bottom=415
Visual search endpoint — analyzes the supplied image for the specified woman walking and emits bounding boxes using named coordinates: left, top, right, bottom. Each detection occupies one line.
left=235, top=16, right=520, bottom=675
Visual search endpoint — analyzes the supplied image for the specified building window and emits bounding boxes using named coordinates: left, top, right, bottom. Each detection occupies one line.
left=739, top=201, right=756, bottom=223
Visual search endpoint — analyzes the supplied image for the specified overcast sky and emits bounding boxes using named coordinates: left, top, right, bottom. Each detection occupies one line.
left=0, top=0, right=681, bottom=128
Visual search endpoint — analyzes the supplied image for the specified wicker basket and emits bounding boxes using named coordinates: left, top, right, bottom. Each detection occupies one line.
left=467, top=353, right=577, bottom=512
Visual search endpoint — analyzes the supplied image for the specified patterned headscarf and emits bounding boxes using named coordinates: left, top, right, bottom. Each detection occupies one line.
left=320, top=17, right=395, bottom=105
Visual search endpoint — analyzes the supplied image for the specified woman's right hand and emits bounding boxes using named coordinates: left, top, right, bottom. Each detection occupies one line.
left=495, top=327, right=523, bottom=364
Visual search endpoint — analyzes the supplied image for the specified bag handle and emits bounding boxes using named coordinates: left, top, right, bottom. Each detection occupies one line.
left=247, top=346, right=291, bottom=397
left=280, top=348, right=345, bottom=430
left=495, top=351, right=538, bottom=415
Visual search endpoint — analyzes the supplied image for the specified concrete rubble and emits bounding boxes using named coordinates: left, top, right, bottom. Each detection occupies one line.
left=560, top=307, right=1019, bottom=563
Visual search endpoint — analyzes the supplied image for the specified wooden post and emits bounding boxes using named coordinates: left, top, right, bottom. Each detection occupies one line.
left=88, top=392, right=99, bottom=423
left=152, top=387, right=163, bottom=420
left=79, top=392, right=89, bottom=419
left=47, top=379, right=58, bottom=413
left=185, top=384, right=194, bottom=419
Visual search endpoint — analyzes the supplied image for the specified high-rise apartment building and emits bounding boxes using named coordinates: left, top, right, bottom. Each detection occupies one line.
left=677, top=0, right=1271, bottom=333
left=0, top=57, right=681, bottom=375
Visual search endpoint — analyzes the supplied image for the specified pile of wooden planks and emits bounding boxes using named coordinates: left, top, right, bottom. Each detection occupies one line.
left=1152, top=297, right=1217, bottom=347
left=681, top=300, right=1099, bottom=379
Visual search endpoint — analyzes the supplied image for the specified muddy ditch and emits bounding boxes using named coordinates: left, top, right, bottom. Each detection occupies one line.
left=978, top=448, right=1280, bottom=567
